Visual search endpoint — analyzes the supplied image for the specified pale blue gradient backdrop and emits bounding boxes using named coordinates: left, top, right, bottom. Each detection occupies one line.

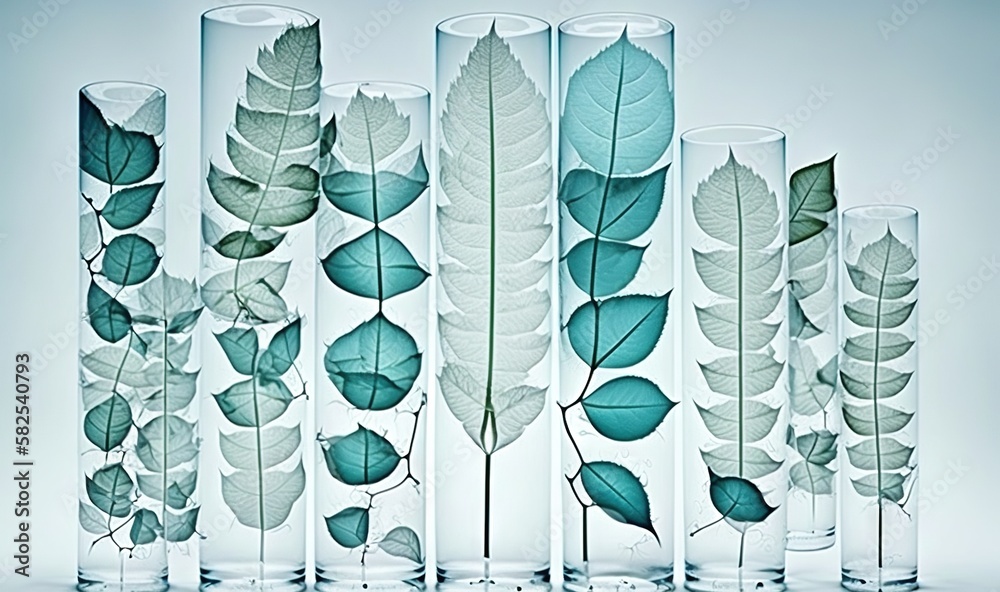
left=1, top=0, right=997, bottom=589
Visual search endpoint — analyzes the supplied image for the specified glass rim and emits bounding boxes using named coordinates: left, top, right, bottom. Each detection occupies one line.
left=680, top=124, right=785, bottom=146
left=843, top=204, right=918, bottom=221
left=202, top=3, right=317, bottom=27
left=322, top=81, right=430, bottom=100
left=437, top=12, right=550, bottom=39
left=559, top=12, right=674, bottom=37
left=80, top=80, right=165, bottom=101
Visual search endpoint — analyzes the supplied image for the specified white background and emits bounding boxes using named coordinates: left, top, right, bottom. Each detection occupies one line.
left=0, top=0, right=997, bottom=590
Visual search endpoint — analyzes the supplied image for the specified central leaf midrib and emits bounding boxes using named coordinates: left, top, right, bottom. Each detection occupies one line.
left=871, top=236, right=892, bottom=567
left=251, top=369, right=266, bottom=563
left=361, top=96, right=385, bottom=307
left=480, top=34, right=499, bottom=450
left=731, top=155, right=746, bottom=478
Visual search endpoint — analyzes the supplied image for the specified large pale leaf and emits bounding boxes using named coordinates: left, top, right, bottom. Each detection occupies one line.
left=221, top=460, right=305, bottom=530
left=788, top=344, right=835, bottom=415
left=221, top=425, right=300, bottom=471
left=337, top=90, right=409, bottom=167
left=851, top=472, right=906, bottom=502
left=693, top=150, right=779, bottom=250
left=135, top=415, right=199, bottom=472
left=790, top=461, right=834, bottom=495
left=846, top=438, right=914, bottom=471
left=842, top=401, right=913, bottom=437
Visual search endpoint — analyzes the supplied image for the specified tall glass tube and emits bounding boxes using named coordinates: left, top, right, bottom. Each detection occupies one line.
left=314, top=82, right=430, bottom=591
left=435, top=13, right=553, bottom=588
left=680, top=126, right=788, bottom=591
left=78, top=81, right=169, bottom=592
left=199, top=6, right=320, bottom=590
left=557, top=13, right=676, bottom=592
left=786, top=156, right=839, bottom=551
left=839, top=206, right=918, bottom=592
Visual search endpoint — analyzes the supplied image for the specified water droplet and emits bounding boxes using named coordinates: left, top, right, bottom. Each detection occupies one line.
left=517, top=587, right=522, bottom=591
left=362, top=585, right=368, bottom=590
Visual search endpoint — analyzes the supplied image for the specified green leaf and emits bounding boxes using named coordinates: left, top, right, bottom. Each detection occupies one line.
left=707, top=469, right=776, bottom=524
left=214, top=376, right=294, bottom=427
left=80, top=92, right=159, bottom=185
left=324, top=313, right=421, bottom=411
left=215, top=326, right=259, bottom=375
left=129, top=508, right=162, bottom=545
left=83, top=394, right=132, bottom=452
left=846, top=438, right=914, bottom=471
left=567, top=294, right=669, bottom=369
left=580, top=461, right=657, bottom=540
left=137, top=470, right=196, bottom=510
left=581, top=377, right=675, bottom=441
left=207, top=163, right=318, bottom=228
left=844, top=299, right=916, bottom=329
left=136, top=416, right=199, bottom=472
left=565, top=238, right=646, bottom=298
left=562, top=32, right=673, bottom=175
left=79, top=503, right=107, bottom=535
left=851, top=472, right=906, bottom=502
left=101, top=183, right=163, bottom=230
left=325, top=507, right=369, bottom=549
left=257, top=318, right=301, bottom=378
left=212, top=227, right=286, bottom=260
left=840, top=359, right=912, bottom=400
left=321, top=228, right=429, bottom=300
left=86, top=463, right=134, bottom=518
left=202, top=260, right=291, bottom=323
left=700, top=445, right=781, bottom=479
left=164, top=507, right=200, bottom=542
left=559, top=166, right=667, bottom=241
left=322, top=149, right=429, bottom=223
left=221, top=460, right=305, bottom=530
left=437, top=27, right=552, bottom=454
left=320, top=115, right=336, bottom=158
left=695, top=400, right=780, bottom=443
left=844, top=332, right=914, bottom=362
left=788, top=156, right=836, bottom=245
left=102, top=234, right=161, bottom=286
left=698, top=352, right=783, bottom=398
left=817, top=355, right=838, bottom=387
left=789, top=296, right=822, bottom=340
left=220, top=425, right=300, bottom=470
left=87, top=282, right=132, bottom=342
left=320, top=426, right=401, bottom=485
left=843, top=402, right=913, bottom=437
left=795, top=430, right=838, bottom=465
left=379, top=526, right=422, bottom=562
left=789, top=461, right=834, bottom=495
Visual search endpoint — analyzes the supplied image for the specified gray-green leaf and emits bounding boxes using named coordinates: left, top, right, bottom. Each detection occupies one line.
left=102, top=234, right=161, bottom=286
left=214, top=376, right=294, bottom=427
left=164, top=507, right=200, bottom=542
left=379, top=526, right=422, bottom=563
left=135, top=415, right=199, bottom=472
left=695, top=400, right=780, bottom=443
left=788, top=156, right=836, bottom=245
left=86, top=463, right=134, bottom=518
left=202, top=260, right=290, bottom=323
left=220, top=425, right=300, bottom=471
left=221, top=460, right=305, bottom=530
left=130, top=508, right=162, bottom=545
left=701, top=445, right=781, bottom=479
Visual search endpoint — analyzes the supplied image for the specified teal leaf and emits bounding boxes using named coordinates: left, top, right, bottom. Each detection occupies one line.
left=137, top=471, right=197, bottom=510
left=846, top=438, right=914, bottom=471
left=840, top=359, right=912, bottom=400
left=215, top=326, right=259, bottom=376
left=202, top=260, right=291, bottom=323
left=83, top=394, right=132, bottom=452
left=102, top=234, right=161, bottom=286
left=842, top=402, right=913, bottom=437
left=129, top=508, right=162, bottom=545
left=257, top=318, right=301, bottom=378
left=565, top=238, right=647, bottom=298
left=214, top=376, right=294, bottom=428
left=80, top=503, right=107, bottom=535
left=567, top=294, right=669, bottom=369
left=86, top=463, right=134, bottom=518
left=324, top=313, right=421, bottom=411
left=707, top=469, right=776, bottom=524
left=87, top=282, right=132, bottom=342
left=580, top=461, right=657, bottom=540
left=101, top=183, right=163, bottom=230
left=212, top=227, right=286, bottom=260
left=379, top=526, right=422, bottom=562
left=80, top=92, right=159, bottom=186
left=701, top=445, right=781, bottom=479
left=164, top=507, right=200, bottom=542
left=562, top=32, right=673, bottom=175
left=220, top=424, right=300, bottom=471
left=789, top=461, right=835, bottom=495
left=322, top=149, right=429, bottom=223
left=320, top=426, right=401, bottom=486
left=844, top=332, right=914, bottom=363
left=795, top=430, right=838, bottom=465
left=695, top=400, right=780, bottom=443
left=321, top=228, right=429, bottom=300
left=788, top=156, right=836, bottom=245
left=326, top=506, right=369, bottom=549
left=135, top=416, right=199, bottom=472
left=581, top=376, right=675, bottom=441
left=319, top=115, right=336, bottom=158
left=221, top=460, right=305, bottom=530
left=698, top=352, right=783, bottom=398
left=207, top=163, right=318, bottom=227
left=559, top=166, right=667, bottom=241
left=851, top=472, right=906, bottom=502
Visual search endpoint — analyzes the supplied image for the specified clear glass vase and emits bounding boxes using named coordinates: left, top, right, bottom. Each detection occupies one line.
left=199, top=5, right=321, bottom=590
left=557, top=13, right=677, bottom=592
left=77, top=81, right=174, bottom=592
left=434, top=13, right=553, bottom=589
left=680, top=126, right=789, bottom=592
left=786, top=156, right=840, bottom=551
left=839, top=206, right=918, bottom=592
left=314, top=82, right=430, bottom=591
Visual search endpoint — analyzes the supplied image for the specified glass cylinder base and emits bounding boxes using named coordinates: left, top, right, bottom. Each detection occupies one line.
left=436, top=563, right=549, bottom=591
left=786, top=527, right=835, bottom=551
left=564, top=567, right=673, bottom=592
left=316, top=564, right=424, bottom=592
left=842, top=567, right=917, bottom=592
left=684, top=564, right=785, bottom=592
left=78, top=571, right=167, bottom=592
left=199, top=564, right=306, bottom=592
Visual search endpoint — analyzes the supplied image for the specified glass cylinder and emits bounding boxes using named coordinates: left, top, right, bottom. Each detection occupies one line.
left=680, top=126, right=789, bottom=591
left=314, top=82, right=430, bottom=591
left=557, top=13, right=676, bottom=592
left=199, top=6, right=320, bottom=590
left=839, top=206, right=918, bottom=592
left=434, top=13, right=553, bottom=588
left=78, top=81, right=171, bottom=592
left=786, top=156, right=840, bottom=551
